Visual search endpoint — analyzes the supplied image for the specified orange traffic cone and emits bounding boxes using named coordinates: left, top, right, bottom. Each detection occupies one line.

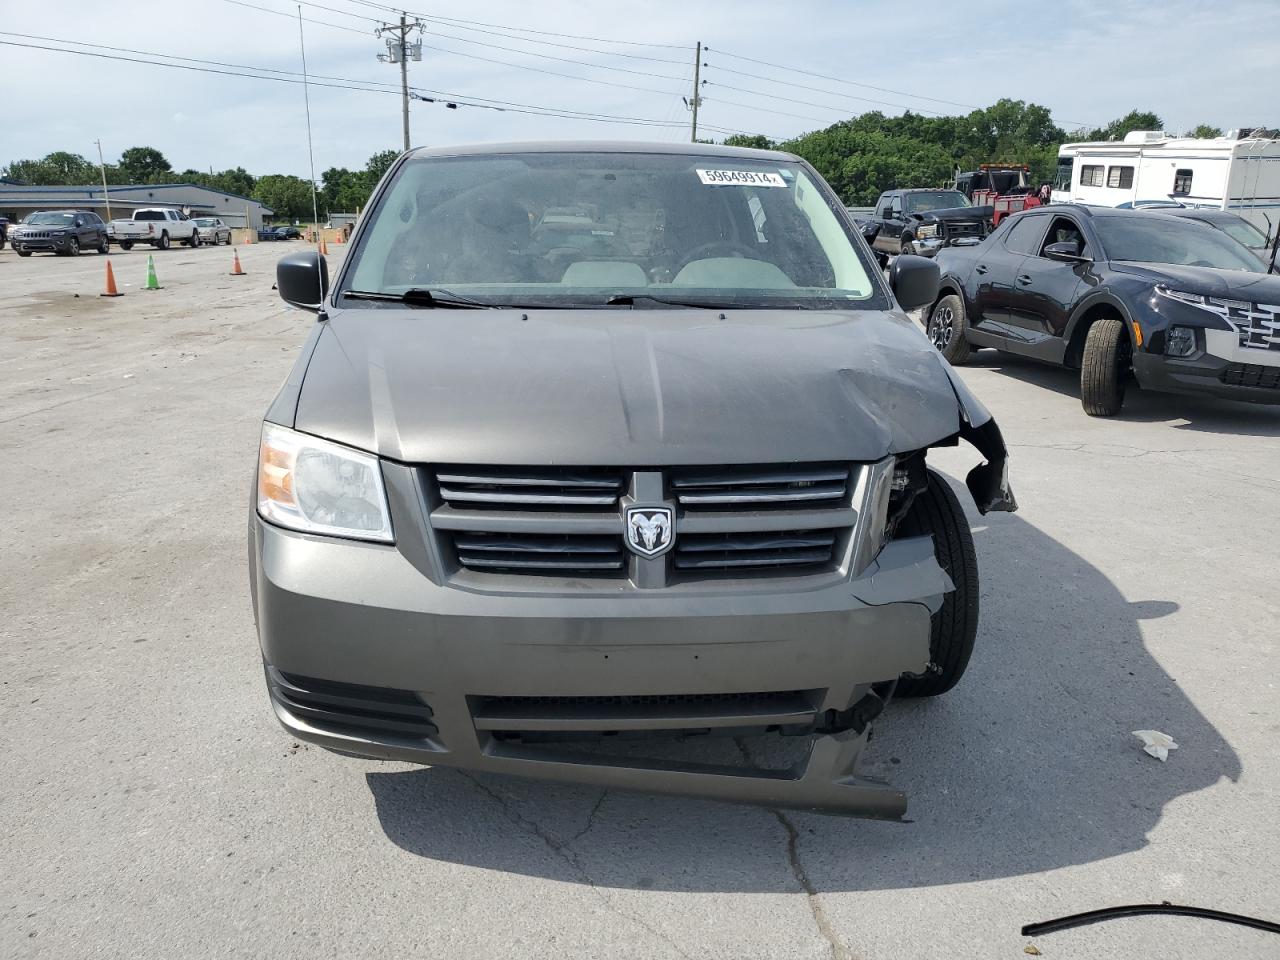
left=100, top=259, right=123, bottom=297
left=319, top=237, right=328, bottom=256
left=230, top=248, right=245, bottom=276
left=245, top=228, right=253, bottom=245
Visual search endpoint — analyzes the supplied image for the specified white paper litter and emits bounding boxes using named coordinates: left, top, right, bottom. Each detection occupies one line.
left=1133, top=730, right=1178, bottom=761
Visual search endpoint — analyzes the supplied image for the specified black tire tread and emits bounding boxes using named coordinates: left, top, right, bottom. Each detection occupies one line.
left=1081, top=316, right=1126, bottom=416
left=894, top=470, right=979, bottom=698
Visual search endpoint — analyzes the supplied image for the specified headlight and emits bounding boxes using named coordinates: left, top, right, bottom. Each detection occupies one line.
left=1165, top=326, right=1199, bottom=357
left=257, top=423, right=393, bottom=542
left=916, top=224, right=939, bottom=239
left=849, top=457, right=895, bottom=576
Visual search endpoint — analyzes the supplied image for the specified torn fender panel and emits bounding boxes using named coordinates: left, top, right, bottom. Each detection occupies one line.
left=935, top=356, right=1018, bottom=515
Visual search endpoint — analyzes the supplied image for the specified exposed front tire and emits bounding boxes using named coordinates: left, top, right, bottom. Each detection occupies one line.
left=1080, top=316, right=1129, bottom=416
left=895, top=469, right=979, bottom=698
left=900, top=236, right=916, bottom=257
left=17, top=250, right=32, bottom=257
left=190, top=231, right=201, bottom=248
left=157, top=231, right=171, bottom=251
left=97, top=235, right=110, bottom=254
left=925, top=293, right=971, bottom=364
left=120, top=241, right=133, bottom=251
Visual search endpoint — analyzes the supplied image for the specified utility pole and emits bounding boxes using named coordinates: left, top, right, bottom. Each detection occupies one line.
left=93, top=139, right=112, bottom=222
left=689, top=41, right=702, bottom=143
left=377, top=13, right=423, bottom=152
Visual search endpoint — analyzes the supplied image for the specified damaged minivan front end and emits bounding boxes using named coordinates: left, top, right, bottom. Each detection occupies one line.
left=249, top=141, right=1015, bottom=818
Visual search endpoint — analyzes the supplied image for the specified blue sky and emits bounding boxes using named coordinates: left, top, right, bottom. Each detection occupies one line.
left=2, top=0, right=1277, bottom=179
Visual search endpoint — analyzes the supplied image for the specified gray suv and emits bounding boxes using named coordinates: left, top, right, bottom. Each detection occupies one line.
left=250, top=142, right=1017, bottom=818
left=9, top=209, right=111, bottom=256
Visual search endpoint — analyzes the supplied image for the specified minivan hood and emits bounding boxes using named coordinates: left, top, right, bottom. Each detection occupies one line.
left=291, top=307, right=968, bottom=466
left=1111, top=261, right=1280, bottom=297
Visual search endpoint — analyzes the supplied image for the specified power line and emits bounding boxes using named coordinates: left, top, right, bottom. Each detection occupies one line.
left=704, top=46, right=981, bottom=112
left=0, top=35, right=707, bottom=132
left=219, top=0, right=372, bottom=36
left=704, top=63, right=947, bottom=117
left=319, top=0, right=693, bottom=49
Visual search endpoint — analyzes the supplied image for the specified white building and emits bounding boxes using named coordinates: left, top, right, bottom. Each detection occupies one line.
left=1051, top=131, right=1280, bottom=234
left=0, top=182, right=273, bottom=228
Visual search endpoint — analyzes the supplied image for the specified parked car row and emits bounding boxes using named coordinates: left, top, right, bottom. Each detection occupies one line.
left=1, top=208, right=300, bottom=256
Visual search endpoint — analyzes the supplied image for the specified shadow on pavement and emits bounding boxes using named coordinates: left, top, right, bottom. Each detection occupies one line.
left=366, top=500, right=1240, bottom=892
left=965, top=349, right=1280, bottom=438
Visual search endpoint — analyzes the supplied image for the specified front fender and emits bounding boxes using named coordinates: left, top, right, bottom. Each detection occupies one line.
left=937, top=358, right=1018, bottom=515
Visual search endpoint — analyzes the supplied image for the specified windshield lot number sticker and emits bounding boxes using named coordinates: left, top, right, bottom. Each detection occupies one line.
left=697, top=169, right=787, bottom=188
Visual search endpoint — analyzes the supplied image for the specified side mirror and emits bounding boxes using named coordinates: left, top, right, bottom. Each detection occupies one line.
left=277, top=250, right=330, bottom=311
left=890, top=254, right=940, bottom=311
left=889, top=208, right=903, bottom=220
left=74, top=219, right=84, bottom=227
left=1043, top=240, right=1089, bottom=263
left=860, top=221, right=881, bottom=241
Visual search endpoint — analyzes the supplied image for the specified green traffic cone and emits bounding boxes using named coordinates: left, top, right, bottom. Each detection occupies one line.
left=144, top=254, right=162, bottom=291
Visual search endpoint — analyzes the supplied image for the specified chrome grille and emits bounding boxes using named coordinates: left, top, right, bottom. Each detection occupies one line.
left=436, top=467, right=623, bottom=509
left=452, top=532, right=625, bottom=574
left=674, top=529, right=838, bottom=571
left=427, top=462, right=860, bottom=583
left=1167, top=293, right=1280, bottom=352
left=670, top=463, right=850, bottom=509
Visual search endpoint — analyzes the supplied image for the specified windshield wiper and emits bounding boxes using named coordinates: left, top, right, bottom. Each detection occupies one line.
left=604, top=293, right=737, bottom=309
left=341, top=288, right=499, bottom=309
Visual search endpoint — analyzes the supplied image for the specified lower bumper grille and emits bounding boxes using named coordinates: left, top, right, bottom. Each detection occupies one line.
left=267, top=668, right=437, bottom=738
left=1222, top=362, right=1280, bottom=389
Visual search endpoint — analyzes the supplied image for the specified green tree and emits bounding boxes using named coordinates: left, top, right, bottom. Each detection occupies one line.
left=117, top=146, right=174, bottom=184
left=1189, top=124, right=1223, bottom=138
left=2, top=151, right=98, bottom=185
left=252, top=174, right=315, bottom=221
left=722, top=134, right=776, bottom=150
left=1073, top=110, right=1163, bottom=142
left=365, top=149, right=399, bottom=185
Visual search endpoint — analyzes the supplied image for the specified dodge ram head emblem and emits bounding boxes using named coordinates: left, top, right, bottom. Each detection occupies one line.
left=625, top=506, right=674, bottom=558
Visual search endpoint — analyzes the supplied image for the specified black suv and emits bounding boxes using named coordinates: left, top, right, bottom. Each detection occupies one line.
left=8, top=209, right=111, bottom=257
left=926, top=206, right=1280, bottom=415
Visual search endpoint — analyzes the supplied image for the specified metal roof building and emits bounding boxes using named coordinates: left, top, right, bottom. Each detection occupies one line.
left=0, top=182, right=273, bottom=227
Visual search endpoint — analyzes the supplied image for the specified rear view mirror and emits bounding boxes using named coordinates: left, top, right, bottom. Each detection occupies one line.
left=277, top=250, right=330, bottom=311
left=890, top=254, right=940, bottom=311
left=1043, top=240, right=1089, bottom=263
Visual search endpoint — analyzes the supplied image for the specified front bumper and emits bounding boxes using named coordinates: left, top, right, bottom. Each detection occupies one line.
left=1134, top=350, right=1280, bottom=405
left=9, top=236, right=72, bottom=252
left=250, top=504, right=951, bottom=818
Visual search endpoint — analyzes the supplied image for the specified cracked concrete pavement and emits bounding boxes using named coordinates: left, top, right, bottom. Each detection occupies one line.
left=2, top=244, right=1278, bottom=959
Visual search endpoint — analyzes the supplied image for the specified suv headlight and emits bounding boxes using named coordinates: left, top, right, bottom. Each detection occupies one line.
left=916, top=224, right=939, bottom=239
left=257, top=423, right=393, bottom=542
left=849, top=457, right=895, bottom=576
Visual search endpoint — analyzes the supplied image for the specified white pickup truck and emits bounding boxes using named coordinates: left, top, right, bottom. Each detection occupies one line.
left=109, top=208, right=201, bottom=251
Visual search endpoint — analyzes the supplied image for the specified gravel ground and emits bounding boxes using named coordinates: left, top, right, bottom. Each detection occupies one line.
left=2, top=241, right=1278, bottom=960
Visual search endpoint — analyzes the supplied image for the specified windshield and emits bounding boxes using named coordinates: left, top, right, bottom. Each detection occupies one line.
left=343, top=151, right=876, bottom=307
left=1054, top=156, right=1073, bottom=191
left=1217, top=218, right=1267, bottom=249
left=194, top=218, right=217, bottom=227
left=24, top=212, right=76, bottom=225
left=904, top=191, right=969, bottom=214
left=1094, top=216, right=1263, bottom=271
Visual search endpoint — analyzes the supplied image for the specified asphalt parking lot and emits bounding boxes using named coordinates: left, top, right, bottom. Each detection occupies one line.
left=2, top=242, right=1278, bottom=960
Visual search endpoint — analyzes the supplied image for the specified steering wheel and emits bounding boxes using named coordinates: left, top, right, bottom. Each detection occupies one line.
left=673, top=240, right=762, bottom=274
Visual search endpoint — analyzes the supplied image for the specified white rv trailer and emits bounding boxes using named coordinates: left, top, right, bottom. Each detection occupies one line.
left=1051, top=130, right=1280, bottom=235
